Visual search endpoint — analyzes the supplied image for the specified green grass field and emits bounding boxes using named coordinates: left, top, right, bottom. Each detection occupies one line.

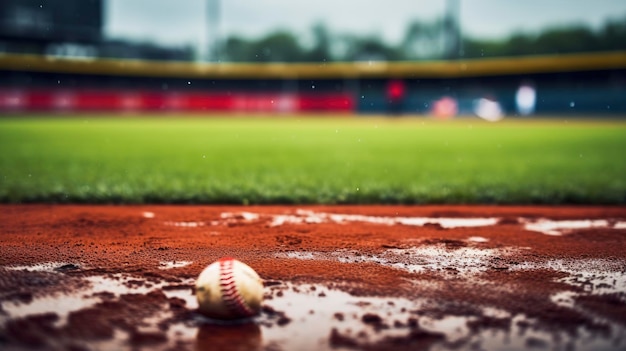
left=1, top=115, right=625, bottom=204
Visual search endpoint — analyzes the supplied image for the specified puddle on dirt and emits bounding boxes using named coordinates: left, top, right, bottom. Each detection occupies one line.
left=275, top=249, right=626, bottom=350
left=521, top=218, right=626, bottom=236
left=0, top=269, right=194, bottom=327
left=260, top=283, right=576, bottom=351
left=261, top=282, right=425, bottom=349
left=1, top=293, right=100, bottom=327
left=262, top=209, right=500, bottom=229
left=467, top=236, right=489, bottom=243
left=217, top=210, right=626, bottom=237
left=547, top=289, right=626, bottom=351
left=158, top=261, right=193, bottom=270
left=164, top=221, right=206, bottom=227
left=383, top=246, right=511, bottom=274
left=551, top=291, right=578, bottom=309
left=512, top=258, right=626, bottom=295
left=278, top=245, right=517, bottom=275
left=281, top=249, right=626, bottom=296
left=220, top=211, right=260, bottom=221
left=5, top=262, right=79, bottom=272
left=1, top=265, right=624, bottom=351
left=463, top=313, right=623, bottom=351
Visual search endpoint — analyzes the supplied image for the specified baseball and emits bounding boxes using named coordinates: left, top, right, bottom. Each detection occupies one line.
left=195, top=257, right=264, bottom=320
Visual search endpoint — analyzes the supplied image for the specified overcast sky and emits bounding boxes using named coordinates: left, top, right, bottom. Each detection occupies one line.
left=105, top=0, right=626, bottom=49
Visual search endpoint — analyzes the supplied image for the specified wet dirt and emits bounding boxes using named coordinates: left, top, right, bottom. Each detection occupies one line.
left=0, top=205, right=625, bottom=351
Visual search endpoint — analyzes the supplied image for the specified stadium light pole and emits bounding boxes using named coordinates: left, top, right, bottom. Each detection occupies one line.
left=206, top=0, right=220, bottom=62
left=444, top=0, right=462, bottom=59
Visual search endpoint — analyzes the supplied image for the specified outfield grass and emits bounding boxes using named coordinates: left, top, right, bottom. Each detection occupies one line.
left=0, top=115, right=625, bottom=204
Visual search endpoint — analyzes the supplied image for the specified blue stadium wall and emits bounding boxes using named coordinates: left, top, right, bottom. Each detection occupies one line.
left=357, top=70, right=626, bottom=115
left=1, top=52, right=625, bottom=116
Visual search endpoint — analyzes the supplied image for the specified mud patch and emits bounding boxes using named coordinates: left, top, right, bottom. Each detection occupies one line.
left=1, top=204, right=625, bottom=351
left=521, top=218, right=626, bottom=236
left=218, top=210, right=626, bottom=237
left=158, top=261, right=193, bottom=270
left=227, top=209, right=501, bottom=229
left=277, top=245, right=519, bottom=276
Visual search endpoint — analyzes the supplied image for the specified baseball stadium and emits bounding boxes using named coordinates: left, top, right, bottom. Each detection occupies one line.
left=1, top=1, right=625, bottom=350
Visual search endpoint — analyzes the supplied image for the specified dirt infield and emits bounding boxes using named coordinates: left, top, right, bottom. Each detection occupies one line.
left=1, top=205, right=625, bottom=351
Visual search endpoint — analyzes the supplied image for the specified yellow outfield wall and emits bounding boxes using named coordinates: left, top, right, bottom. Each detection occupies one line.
left=1, top=51, right=625, bottom=80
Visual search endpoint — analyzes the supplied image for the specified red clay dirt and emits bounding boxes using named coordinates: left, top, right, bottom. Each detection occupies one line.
left=0, top=205, right=625, bottom=351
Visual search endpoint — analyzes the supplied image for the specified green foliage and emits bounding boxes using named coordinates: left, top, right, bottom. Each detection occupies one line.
left=223, top=31, right=305, bottom=62
left=0, top=116, right=625, bottom=204
left=343, top=36, right=403, bottom=61
left=462, top=17, right=626, bottom=58
left=307, top=23, right=333, bottom=62
left=218, top=16, right=626, bottom=62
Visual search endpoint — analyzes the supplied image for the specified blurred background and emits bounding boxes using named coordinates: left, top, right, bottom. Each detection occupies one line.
left=1, top=0, right=625, bottom=116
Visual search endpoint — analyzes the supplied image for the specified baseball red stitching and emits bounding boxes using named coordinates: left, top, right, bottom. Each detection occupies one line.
left=219, top=258, right=256, bottom=317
